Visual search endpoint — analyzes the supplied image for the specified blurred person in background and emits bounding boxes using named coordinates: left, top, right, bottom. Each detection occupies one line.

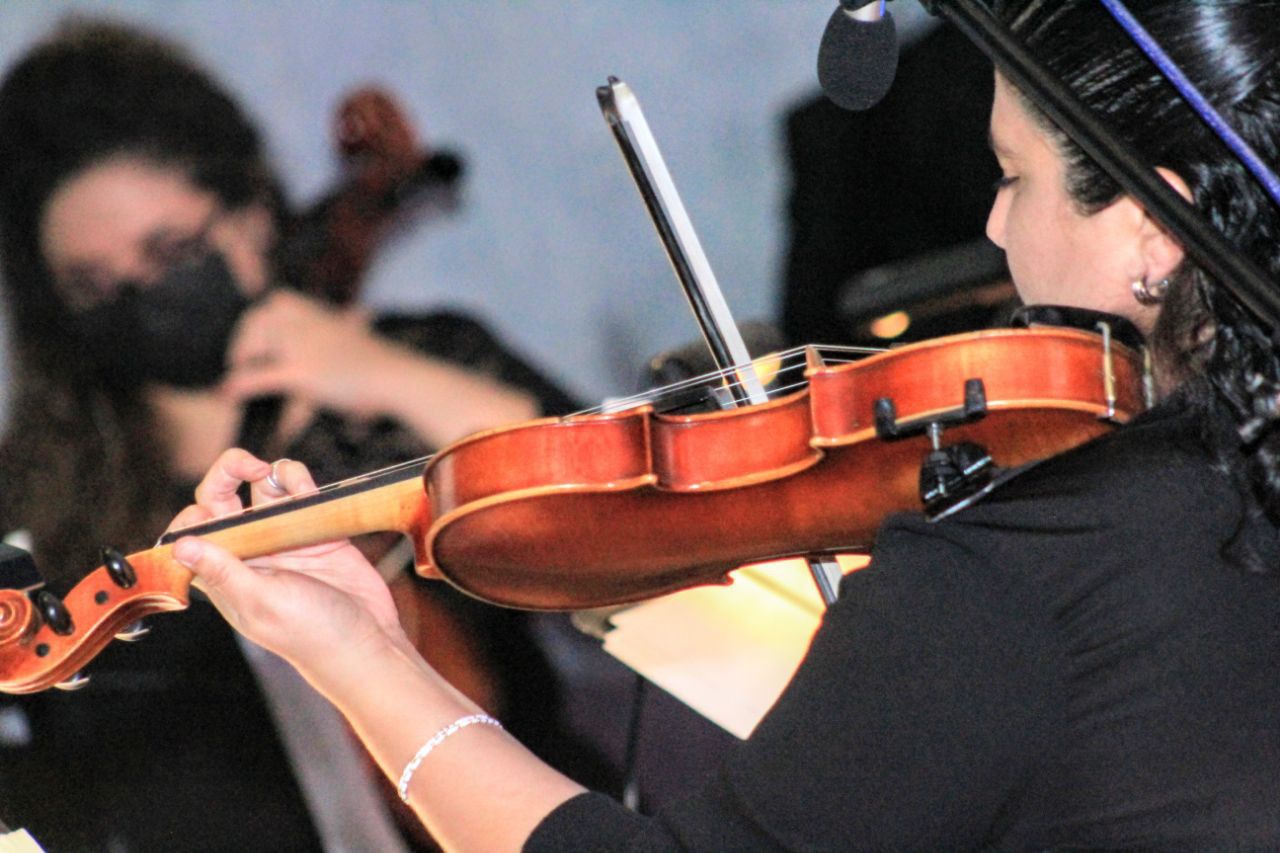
left=0, top=18, right=592, bottom=851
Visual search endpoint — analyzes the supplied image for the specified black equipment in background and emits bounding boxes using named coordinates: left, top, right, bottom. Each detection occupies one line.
left=838, top=238, right=1016, bottom=344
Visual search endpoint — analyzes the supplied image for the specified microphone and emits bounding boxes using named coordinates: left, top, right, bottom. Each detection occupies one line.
left=817, top=0, right=900, bottom=111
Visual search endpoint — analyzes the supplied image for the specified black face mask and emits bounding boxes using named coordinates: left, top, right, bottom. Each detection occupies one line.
left=68, top=249, right=251, bottom=389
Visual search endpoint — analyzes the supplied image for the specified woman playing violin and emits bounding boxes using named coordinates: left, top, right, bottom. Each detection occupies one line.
left=174, top=0, right=1279, bottom=848
left=0, top=18, right=586, bottom=851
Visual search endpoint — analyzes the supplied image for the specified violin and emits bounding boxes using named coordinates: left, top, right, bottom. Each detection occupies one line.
left=0, top=323, right=1146, bottom=693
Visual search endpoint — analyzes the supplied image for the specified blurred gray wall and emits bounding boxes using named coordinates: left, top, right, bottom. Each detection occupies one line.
left=0, top=1, right=941, bottom=410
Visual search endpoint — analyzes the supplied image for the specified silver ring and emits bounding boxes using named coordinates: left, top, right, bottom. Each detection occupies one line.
left=265, top=458, right=289, bottom=494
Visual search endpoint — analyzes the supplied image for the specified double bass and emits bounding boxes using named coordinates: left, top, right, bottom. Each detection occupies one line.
left=278, top=86, right=463, bottom=308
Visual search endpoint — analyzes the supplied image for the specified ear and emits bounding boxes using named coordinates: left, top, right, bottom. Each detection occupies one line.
left=1136, top=167, right=1192, bottom=282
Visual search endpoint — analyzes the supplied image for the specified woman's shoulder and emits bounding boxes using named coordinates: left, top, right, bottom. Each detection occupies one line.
left=943, top=393, right=1224, bottom=535
left=863, top=395, right=1240, bottom=599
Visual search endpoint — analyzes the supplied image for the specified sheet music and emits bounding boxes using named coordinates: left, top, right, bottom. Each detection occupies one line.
left=598, top=556, right=868, bottom=738
left=0, top=829, right=44, bottom=853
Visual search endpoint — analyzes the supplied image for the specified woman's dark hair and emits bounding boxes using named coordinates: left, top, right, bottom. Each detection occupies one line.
left=997, top=0, right=1280, bottom=568
left=0, top=18, right=282, bottom=581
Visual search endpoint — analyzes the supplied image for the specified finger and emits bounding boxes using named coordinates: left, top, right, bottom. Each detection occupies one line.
left=254, top=288, right=318, bottom=328
left=172, top=537, right=254, bottom=601
left=273, top=457, right=319, bottom=494
left=228, top=291, right=303, bottom=367
left=249, top=457, right=320, bottom=507
left=251, top=456, right=291, bottom=505
left=269, top=288, right=312, bottom=312
left=193, top=448, right=271, bottom=516
left=338, top=303, right=373, bottom=329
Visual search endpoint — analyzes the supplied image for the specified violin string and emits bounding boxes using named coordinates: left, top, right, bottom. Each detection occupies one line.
left=582, top=352, right=792, bottom=413
left=205, top=454, right=436, bottom=524
left=231, top=357, right=801, bottom=515
left=645, top=345, right=875, bottom=407
left=674, top=348, right=872, bottom=404
left=217, top=345, right=885, bottom=521
left=306, top=349, right=867, bottom=485
left=575, top=344, right=881, bottom=416
left=308, top=456, right=433, bottom=494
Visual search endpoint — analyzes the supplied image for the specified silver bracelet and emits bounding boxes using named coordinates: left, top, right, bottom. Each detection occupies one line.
left=396, top=713, right=503, bottom=802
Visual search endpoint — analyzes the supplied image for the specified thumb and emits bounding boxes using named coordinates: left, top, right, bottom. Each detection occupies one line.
left=173, top=537, right=256, bottom=607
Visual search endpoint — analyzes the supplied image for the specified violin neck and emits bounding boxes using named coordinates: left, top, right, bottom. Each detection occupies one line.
left=157, top=460, right=430, bottom=563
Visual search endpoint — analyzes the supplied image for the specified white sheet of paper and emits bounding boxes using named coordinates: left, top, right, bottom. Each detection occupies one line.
left=0, top=830, right=46, bottom=853
left=599, top=556, right=866, bottom=739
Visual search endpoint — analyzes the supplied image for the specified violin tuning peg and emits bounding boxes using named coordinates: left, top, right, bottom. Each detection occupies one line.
left=100, top=546, right=137, bottom=589
left=115, top=621, right=150, bottom=642
left=34, top=590, right=74, bottom=636
left=54, top=672, right=90, bottom=691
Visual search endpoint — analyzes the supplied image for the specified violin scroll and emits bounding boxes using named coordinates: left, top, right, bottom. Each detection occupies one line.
left=336, top=87, right=426, bottom=176
left=0, top=546, right=191, bottom=694
left=0, top=544, right=41, bottom=645
left=0, top=590, right=33, bottom=646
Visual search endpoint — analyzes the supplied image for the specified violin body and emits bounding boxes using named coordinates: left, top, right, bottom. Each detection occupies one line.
left=424, top=325, right=1147, bottom=608
left=0, top=324, right=1145, bottom=693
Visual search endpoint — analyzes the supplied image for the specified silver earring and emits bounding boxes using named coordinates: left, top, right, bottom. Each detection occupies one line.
left=1131, top=276, right=1170, bottom=306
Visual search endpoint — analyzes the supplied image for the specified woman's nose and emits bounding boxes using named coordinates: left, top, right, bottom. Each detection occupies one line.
left=985, top=194, right=1008, bottom=249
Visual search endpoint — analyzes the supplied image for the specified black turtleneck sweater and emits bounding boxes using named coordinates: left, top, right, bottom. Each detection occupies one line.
left=530, top=395, right=1280, bottom=850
